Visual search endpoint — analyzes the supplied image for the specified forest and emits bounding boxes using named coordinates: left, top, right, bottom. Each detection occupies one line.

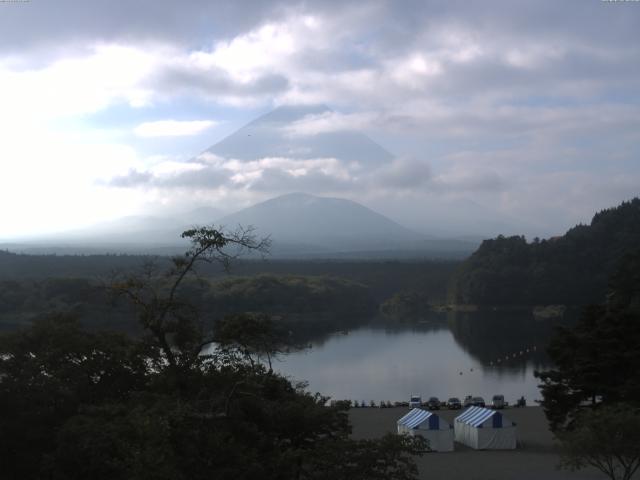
left=0, top=228, right=428, bottom=480
left=0, top=253, right=457, bottom=339
left=451, top=198, right=640, bottom=306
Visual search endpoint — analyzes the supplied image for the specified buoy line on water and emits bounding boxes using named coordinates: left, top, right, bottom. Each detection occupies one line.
left=487, top=345, right=537, bottom=367
left=456, top=345, right=539, bottom=375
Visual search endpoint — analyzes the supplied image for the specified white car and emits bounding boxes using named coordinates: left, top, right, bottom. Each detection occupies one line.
left=491, top=394, right=505, bottom=409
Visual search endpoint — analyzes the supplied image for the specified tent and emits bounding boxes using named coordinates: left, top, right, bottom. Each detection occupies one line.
left=396, top=408, right=454, bottom=452
left=454, top=406, right=516, bottom=450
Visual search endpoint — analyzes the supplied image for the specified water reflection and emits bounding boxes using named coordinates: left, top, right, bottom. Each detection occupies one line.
left=274, top=310, right=576, bottom=404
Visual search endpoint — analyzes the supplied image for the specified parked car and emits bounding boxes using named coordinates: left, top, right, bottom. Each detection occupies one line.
left=409, top=395, right=422, bottom=408
left=427, top=397, right=440, bottom=410
left=463, top=395, right=474, bottom=408
left=491, top=394, right=505, bottom=409
left=447, top=397, right=462, bottom=409
left=472, top=396, right=486, bottom=408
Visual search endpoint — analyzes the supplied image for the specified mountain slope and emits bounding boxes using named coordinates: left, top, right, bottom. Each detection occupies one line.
left=5, top=207, right=223, bottom=255
left=218, top=192, right=427, bottom=254
left=207, top=104, right=394, bottom=166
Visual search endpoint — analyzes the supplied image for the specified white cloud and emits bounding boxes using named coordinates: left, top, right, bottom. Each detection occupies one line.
left=388, top=53, right=443, bottom=89
left=0, top=44, right=161, bottom=123
left=134, top=119, right=218, bottom=137
left=284, top=111, right=378, bottom=136
left=1, top=2, right=639, bottom=237
left=201, top=23, right=297, bottom=82
left=0, top=126, right=150, bottom=237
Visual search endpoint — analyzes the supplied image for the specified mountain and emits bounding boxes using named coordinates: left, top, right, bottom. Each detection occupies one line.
left=4, top=104, right=489, bottom=257
left=3, top=208, right=223, bottom=255
left=206, top=104, right=394, bottom=166
left=218, top=192, right=475, bottom=257
left=451, top=197, right=640, bottom=306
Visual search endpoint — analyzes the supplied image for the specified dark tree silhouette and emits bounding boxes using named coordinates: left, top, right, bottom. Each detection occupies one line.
left=0, top=226, right=427, bottom=480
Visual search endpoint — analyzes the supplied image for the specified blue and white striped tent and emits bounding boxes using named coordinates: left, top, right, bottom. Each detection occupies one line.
left=454, top=406, right=516, bottom=450
left=397, top=408, right=454, bottom=452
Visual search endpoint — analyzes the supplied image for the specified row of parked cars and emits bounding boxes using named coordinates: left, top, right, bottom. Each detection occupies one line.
left=409, top=394, right=506, bottom=410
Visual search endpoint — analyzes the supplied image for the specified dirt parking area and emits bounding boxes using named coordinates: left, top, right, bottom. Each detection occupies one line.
left=349, top=406, right=610, bottom=480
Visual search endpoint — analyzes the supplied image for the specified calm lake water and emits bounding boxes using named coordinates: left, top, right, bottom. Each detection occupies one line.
left=273, top=312, right=573, bottom=405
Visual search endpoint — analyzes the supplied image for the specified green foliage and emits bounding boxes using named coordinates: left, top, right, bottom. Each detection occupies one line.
left=380, top=290, right=431, bottom=321
left=558, top=404, right=640, bottom=480
left=0, top=314, right=150, bottom=480
left=213, top=312, right=293, bottom=371
left=300, top=434, right=429, bottom=480
left=0, top=314, right=425, bottom=480
left=536, top=250, right=640, bottom=431
left=0, top=227, right=425, bottom=480
left=0, top=251, right=458, bottom=306
left=452, top=198, right=640, bottom=305
left=0, top=274, right=376, bottom=338
left=608, top=250, right=640, bottom=314
left=206, top=274, right=376, bottom=319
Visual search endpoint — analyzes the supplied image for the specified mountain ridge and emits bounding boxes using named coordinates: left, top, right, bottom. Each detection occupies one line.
left=205, top=104, right=394, bottom=166
left=217, top=192, right=427, bottom=254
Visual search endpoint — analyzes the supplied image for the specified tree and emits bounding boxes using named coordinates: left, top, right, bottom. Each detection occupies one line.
left=109, top=226, right=270, bottom=380
left=1, top=225, right=427, bottom=480
left=452, top=198, right=640, bottom=306
left=558, top=404, right=640, bottom=480
left=380, top=290, right=430, bottom=322
left=0, top=314, right=149, bottom=480
left=535, top=250, right=640, bottom=431
left=535, top=250, right=640, bottom=478
left=301, top=434, right=429, bottom=480
left=213, top=312, right=293, bottom=372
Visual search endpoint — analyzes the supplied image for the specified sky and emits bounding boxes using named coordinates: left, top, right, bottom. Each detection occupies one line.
left=1, top=0, right=639, bottom=239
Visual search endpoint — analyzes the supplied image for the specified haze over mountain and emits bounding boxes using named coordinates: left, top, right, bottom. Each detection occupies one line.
left=0, top=103, right=586, bottom=256
left=1, top=1, right=638, bottom=243
left=206, top=104, right=394, bottom=167
left=383, top=197, right=542, bottom=240
left=218, top=192, right=474, bottom=256
left=3, top=192, right=476, bottom=258
left=1, top=208, right=222, bottom=254
left=2, top=104, right=479, bottom=257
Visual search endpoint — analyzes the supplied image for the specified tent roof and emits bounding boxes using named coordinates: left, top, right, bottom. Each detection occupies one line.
left=397, top=408, right=437, bottom=429
left=455, top=406, right=511, bottom=428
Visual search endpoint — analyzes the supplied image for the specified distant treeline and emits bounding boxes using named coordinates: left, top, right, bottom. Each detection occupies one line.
left=0, top=274, right=377, bottom=338
left=451, top=198, right=640, bottom=306
left=0, top=251, right=458, bottom=303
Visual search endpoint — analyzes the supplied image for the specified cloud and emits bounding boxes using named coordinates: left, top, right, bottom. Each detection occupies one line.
left=284, top=111, right=379, bottom=136
left=105, top=153, right=357, bottom=193
left=134, top=120, right=218, bottom=137
left=0, top=44, right=159, bottom=122
left=369, top=157, right=432, bottom=190
left=1, top=1, right=640, bottom=237
left=149, top=64, right=289, bottom=105
left=0, top=1, right=279, bottom=55
left=108, top=169, right=153, bottom=187
left=433, top=167, right=506, bottom=194
left=4, top=4, right=639, bottom=124
left=106, top=148, right=434, bottom=201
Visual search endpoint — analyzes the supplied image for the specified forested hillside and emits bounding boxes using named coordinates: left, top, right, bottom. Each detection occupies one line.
left=0, top=275, right=376, bottom=337
left=451, top=198, right=640, bottom=306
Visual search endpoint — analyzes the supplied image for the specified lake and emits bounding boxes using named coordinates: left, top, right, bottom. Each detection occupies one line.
left=273, top=311, right=574, bottom=405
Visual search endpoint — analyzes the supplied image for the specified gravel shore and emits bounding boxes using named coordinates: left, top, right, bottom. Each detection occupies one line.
left=349, top=406, right=609, bottom=480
